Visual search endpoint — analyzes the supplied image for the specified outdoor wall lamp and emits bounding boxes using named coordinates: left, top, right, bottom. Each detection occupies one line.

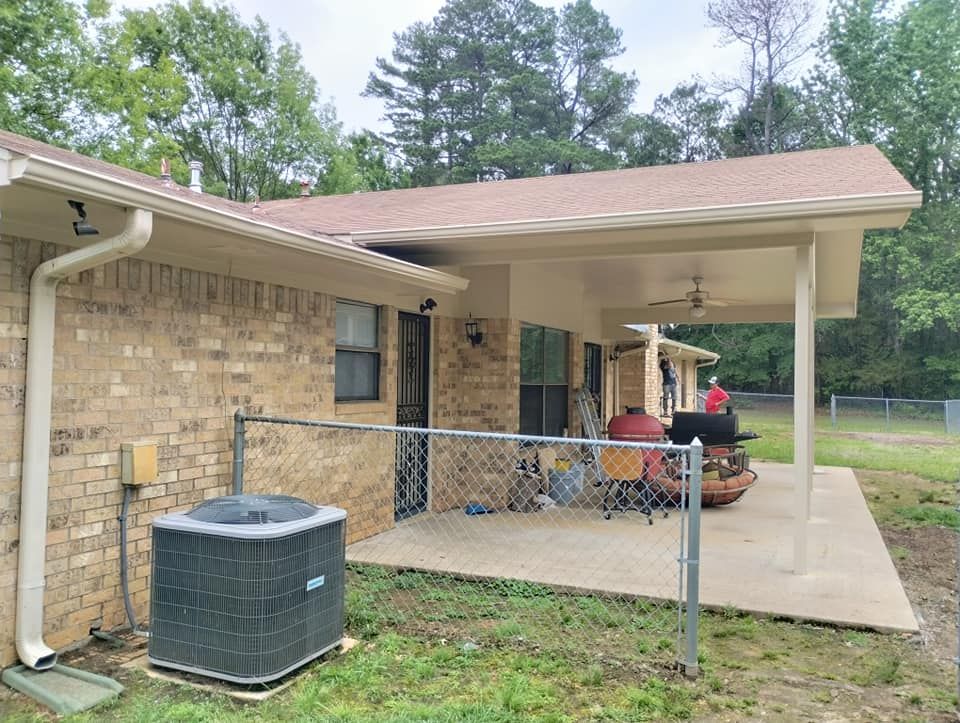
left=419, top=298, right=437, bottom=313
left=67, top=200, right=99, bottom=236
left=465, top=314, right=484, bottom=347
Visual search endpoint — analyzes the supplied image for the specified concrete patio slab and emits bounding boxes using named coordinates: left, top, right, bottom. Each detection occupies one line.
left=347, top=461, right=917, bottom=632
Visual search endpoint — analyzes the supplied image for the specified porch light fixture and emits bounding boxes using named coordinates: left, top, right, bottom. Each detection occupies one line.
left=465, top=314, right=483, bottom=347
left=67, top=200, right=99, bottom=236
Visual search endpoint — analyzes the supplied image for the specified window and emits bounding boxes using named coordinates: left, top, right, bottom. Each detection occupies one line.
left=520, top=324, right=569, bottom=436
left=335, top=300, right=380, bottom=401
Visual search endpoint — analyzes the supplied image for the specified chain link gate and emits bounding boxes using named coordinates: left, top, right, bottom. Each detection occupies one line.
left=231, top=411, right=704, bottom=676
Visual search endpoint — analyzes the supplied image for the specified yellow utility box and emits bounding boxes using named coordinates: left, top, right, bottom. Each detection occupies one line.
left=121, top=441, right=158, bottom=486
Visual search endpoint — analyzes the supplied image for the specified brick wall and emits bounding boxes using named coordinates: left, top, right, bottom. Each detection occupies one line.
left=431, top=317, right=520, bottom=511
left=0, top=235, right=399, bottom=666
left=614, top=330, right=661, bottom=417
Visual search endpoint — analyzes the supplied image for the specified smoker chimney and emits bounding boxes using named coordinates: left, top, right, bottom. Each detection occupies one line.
left=159, top=158, right=172, bottom=185
left=299, top=179, right=310, bottom=198
left=188, top=160, right=203, bottom=193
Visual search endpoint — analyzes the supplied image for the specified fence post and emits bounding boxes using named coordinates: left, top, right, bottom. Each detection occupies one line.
left=830, top=394, right=837, bottom=429
left=683, top=437, right=703, bottom=679
left=232, top=408, right=245, bottom=495
left=885, top=398, right=891, bottom=430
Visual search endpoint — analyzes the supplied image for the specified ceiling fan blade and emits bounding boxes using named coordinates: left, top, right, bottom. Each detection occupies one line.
left=647, top=298, right=689, bottom=307
left=703, top=297, right=743, bottom=307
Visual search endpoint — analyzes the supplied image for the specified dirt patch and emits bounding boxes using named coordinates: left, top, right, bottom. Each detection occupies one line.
left=837, top=430, right=956, bottom=446
left=881, top=525, right=958, bottom=666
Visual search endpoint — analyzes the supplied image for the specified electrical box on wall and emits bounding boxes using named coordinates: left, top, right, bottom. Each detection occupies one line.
left=121, top=441, right=158, bottom=486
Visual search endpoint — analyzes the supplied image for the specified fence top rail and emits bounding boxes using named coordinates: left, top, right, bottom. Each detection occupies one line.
left=833, top=395, right=947, bottom=405
left=238, top=410, right=696, bottom=453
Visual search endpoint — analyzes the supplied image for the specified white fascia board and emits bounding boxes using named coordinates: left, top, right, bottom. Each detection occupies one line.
left=6, top=154, right=469, bottom=294
left=352, top=191, right=922, bottom=245
left=658, top=338, right=721, bottom=360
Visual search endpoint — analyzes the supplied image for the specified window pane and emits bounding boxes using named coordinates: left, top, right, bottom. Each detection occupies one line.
left=520, top=325, right=544, bottom=384
left=336, top=301, right=378, bottom=348
left=519, top=385, right=543, bottom=436
left=544, top=386, right=569, bottom=438
left=543, top=328, right=568, bottom=384
left=335, top=350, right=379, bottom=400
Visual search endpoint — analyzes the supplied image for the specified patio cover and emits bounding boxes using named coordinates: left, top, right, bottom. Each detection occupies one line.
left=264, top=146, right=922, bottom=574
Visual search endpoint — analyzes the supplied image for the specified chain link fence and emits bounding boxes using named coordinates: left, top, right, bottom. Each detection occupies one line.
left=231, top=412, right=704, bottom=675
left=831, top=395, right=958, bottom=435
left=697, top=390, right=960, bottom=435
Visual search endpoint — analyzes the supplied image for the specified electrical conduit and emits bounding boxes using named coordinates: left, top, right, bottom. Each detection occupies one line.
left=17, top=208, right=153, bottom=670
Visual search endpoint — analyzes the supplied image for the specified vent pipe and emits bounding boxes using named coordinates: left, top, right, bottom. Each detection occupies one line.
left=299, top=179, right=310, bottom=197
left=188, top=161, right=203, bottom=193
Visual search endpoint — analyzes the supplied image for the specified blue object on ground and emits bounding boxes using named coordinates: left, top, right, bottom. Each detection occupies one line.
left=464, top=503, right=496, bottom=515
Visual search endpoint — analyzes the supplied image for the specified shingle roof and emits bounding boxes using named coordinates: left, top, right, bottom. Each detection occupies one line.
left=0, top=129, right=347, bottom=244
left=1, top=129, right=916, bottom=242
left=261, top=145, right=916, bottom=235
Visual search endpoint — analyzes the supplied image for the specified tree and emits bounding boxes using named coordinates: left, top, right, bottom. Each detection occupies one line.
left=95, top=0, right=345, bottom=201
left=365, top=0, right=635, bottom=185
left=708, top=0, right=815, bottom=155
left=651, top=82, right=727, bottom=163
left=0, top=0, right=105, bottom=145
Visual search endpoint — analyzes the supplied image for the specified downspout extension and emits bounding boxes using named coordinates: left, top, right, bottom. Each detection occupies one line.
left=17, top=208, right=153, bottom=670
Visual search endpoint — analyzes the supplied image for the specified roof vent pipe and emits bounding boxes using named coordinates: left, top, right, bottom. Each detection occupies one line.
left=159, top=158, right=172, bottom=186
left=299, top=179, right=310, bottom=197
left=188, top=161, right=203, bottom=193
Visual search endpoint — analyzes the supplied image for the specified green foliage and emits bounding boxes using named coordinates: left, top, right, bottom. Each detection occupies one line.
left=0, top=0, right=103, bottom=144
left=365, top=0, right=635, bottom=185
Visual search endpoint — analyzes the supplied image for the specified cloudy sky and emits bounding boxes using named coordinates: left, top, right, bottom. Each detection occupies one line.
left=115, top=0, right=836, bottom=133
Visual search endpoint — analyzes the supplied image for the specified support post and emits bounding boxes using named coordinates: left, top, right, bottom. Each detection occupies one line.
left=831, top=394, right=837, bottom=429
left=683, top=438, right=703, bottom=679
left=885, top=398, right=891, bottom=431
left=232, top=408, right=245, bottom=495
left=793, top=244, right=814, bottom=574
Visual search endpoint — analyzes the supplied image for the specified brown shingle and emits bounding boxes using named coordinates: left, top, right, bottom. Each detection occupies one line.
left=0, top=129, right=349, bottom=245
left=261, top=145, right=916, bottom=235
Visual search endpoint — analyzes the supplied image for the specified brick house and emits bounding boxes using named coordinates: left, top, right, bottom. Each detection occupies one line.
left=0, top=130, right=918, bottom=668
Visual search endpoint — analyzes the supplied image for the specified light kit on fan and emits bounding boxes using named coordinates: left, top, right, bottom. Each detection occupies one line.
left=648, top=276, right=741, bottom=320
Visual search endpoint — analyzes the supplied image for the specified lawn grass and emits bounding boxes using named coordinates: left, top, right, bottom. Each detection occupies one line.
left=0, top=565, right=946, bottom=722
left=738, top=411, right=960, bottom=483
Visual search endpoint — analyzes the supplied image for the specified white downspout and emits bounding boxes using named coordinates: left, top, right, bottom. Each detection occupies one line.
left=17, top=208, right=153, bottom=670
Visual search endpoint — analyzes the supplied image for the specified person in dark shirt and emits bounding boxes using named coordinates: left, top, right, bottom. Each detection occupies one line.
left=659, top=355, right=678, bottom=417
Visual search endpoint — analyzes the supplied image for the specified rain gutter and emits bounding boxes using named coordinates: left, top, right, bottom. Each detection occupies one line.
left=16, top=208, right=153, bottom=670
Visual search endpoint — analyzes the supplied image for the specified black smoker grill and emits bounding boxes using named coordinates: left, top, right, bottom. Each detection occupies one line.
left=666, top=409, right=760, bottom=446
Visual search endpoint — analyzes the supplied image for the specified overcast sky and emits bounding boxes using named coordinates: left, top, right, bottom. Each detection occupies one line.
left=115, top=0, right=840, bottom=133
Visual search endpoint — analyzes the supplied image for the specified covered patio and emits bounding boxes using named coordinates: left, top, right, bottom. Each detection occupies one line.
left=347, top=461, right=917, bottom=632
left=269, top=145, right=923, bottom=576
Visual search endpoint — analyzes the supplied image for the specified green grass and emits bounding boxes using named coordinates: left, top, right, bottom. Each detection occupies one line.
left=737, top=411, right=960, bottom=483
left=1, top=566, right=940, bottom=723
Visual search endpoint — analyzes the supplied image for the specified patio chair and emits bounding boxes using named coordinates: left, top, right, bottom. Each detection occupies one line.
left=597, top=447, right=669, bottom=524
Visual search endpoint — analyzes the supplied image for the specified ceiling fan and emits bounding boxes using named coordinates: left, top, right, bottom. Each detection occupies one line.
left=647, top=276, right=740, bottom=319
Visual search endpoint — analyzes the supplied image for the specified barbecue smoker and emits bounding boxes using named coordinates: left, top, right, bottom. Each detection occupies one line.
left=663, top=408, right=760, bottom=507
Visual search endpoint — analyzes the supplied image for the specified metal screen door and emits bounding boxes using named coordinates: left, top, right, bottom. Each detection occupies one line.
left=396, top=312, right=430, bottom=519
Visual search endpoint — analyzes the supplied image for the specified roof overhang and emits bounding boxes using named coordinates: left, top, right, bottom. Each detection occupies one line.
left=349, top=189, right=919, bottom=327
left=0, top=149, right=469, bottom=300
left=658, top=337, right=721, bottom=362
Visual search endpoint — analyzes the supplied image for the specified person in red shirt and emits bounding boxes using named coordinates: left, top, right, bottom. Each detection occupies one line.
left=699, top=376, right=730, bottom=414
